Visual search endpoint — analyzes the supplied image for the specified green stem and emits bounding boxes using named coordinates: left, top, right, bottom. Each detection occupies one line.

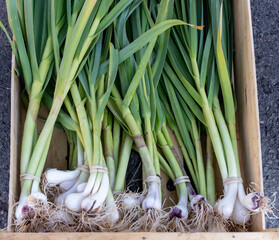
left=213, top=97, right=238, bottom=177
left=144, top=115, right=153, bottom=166
left=152, top=132, right=161, bottom=200
left=31, top=131, right=52, bottom=193
left=20, top=36, right=53, bottom=174
left=20, top=96, right=40, bottom=175
left=152, top=134, right=160, bottom=176
left=122, top=38, right=157, bottom=108
left=123, top=106, right=156, bottom=177
left=21, top=96, right=64, bottom=199
left=161, top=124, right=181, bottom=166
left=67, top=131, right=74, bottom=170
left=158, top=153, right=175, bottom=181
left=113, top=119, right=121, bottom=170
left=32, top=122, right=38, bottom=151
left=191, top=58, right=228, bottom=180
left=93, top=127, right=101, bottom=167
left=191, top=119, right=207, bottom=197
left=228, top=123, right=241, bottom=177
left=157, top=130, right=188, bottom=201
left=206, top=133, right=216, bottom=206
left=172, top=127, right=199, bottom=191
left=64, top=95, right=79, bottom=123
left=71, top=144, right=78, bottom=170
left=71, top=81, right=93, bottom=167
left=157, top=131, right=183, bottom=181
left=103, top=111, right=116, bottom=188
left=113, top=133, right=133, bottom=192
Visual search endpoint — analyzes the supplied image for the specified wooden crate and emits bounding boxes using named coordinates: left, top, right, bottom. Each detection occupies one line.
left=1, top=0, right=279, bottom=238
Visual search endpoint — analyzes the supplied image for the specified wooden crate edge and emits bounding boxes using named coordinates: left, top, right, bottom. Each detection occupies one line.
left=0, top=231, right=279, bottom=240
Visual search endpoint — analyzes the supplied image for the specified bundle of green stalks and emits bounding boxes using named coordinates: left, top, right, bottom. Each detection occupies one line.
left=1, top=0, right=272, bottom=233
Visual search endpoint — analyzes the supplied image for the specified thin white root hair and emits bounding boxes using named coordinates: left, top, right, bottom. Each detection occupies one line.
left=187, top=200, right=214, bottom=231
left=128, top=208, right=169, bottom=232
left=248, top=183, right=279, bottom=218
left=207, top=212, right=230, bottom=232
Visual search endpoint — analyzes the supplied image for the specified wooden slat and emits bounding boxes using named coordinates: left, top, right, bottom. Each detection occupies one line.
left=233, top=0, right=264, bottom=231
left=0, top=232, right=279, bottom=240
left=8, top=53, right=20, bottom=231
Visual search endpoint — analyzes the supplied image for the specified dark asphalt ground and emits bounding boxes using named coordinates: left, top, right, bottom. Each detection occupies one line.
left=0, top=1, right=278, bottom=230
